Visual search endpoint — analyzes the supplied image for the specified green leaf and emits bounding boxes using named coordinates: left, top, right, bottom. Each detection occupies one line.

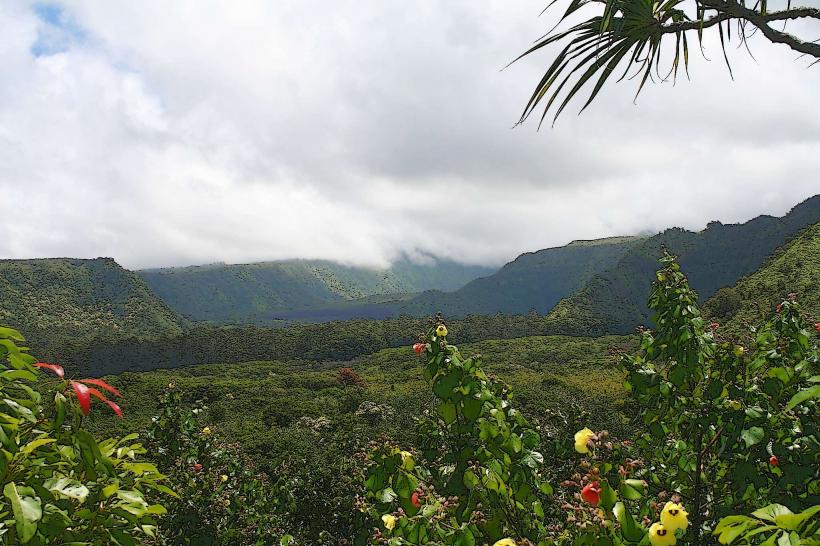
left=437, top=402, right=457, bottom=424
left=741, top=427, right=765, bottom=448
left=786, top=385, right=820, bottom=410
left=45, top=477, right=90, bottom=503
left=751, top=504, right=793, bottom=523
left=3, top=482, right=41, bottom=543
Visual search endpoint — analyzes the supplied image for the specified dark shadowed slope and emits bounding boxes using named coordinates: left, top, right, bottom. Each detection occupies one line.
left=396, top=237, right=643, bottom=318
left=544, top=195, right=820, bottom=335
left=704, top=222, right=820, bottom=336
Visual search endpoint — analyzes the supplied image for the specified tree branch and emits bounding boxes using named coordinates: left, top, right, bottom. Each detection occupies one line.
left=698, top=1, right=820, bottom=59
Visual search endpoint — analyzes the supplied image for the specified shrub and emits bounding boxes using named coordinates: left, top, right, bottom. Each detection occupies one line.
left=0, top=325, right=168, bottom=545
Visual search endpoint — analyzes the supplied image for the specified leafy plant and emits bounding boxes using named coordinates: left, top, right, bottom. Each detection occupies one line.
left=0, top=324, right=169, bottom=545
left=364, top=318, right=552, bottom=544
left=714, top=503, right=819, bottom=545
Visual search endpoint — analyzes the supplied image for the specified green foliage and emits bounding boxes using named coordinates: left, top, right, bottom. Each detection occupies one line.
left=138, top=256, right=495, bottom=324
left=543, top=200, right=820, bottom=336
left=0, top=325, right=169, bottom=544
left=145, top=390, right=288, bottom=545
left=714, top=504, right=819, bottom=545
left=364, top=319, right=553, bottom=544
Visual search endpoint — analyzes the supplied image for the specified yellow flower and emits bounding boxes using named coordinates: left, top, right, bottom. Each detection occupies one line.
left=220, top=474, right=228, bottom=483
left=574, top=427, right=595, bottom=454
left=493, top=540, right=517, bottom=546
left=435, top=325, right=448, bottom=338
left=202, top=426, right=212, bottom=435
left=381, top=514, right=397, bottom=531
left=660, top=502, right=689, bottom=533
left=648, top=522, right=677, bottom=546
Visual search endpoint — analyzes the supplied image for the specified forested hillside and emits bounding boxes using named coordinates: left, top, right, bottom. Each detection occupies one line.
left=704, top=222, right=820, bottom=335
left=0, top=258, right=187, bottom=353
left=396, top=236, right=642, bottom=317
left=543, top=195, right=820, bottom=335
left=138, top=256, right=496, bottom=323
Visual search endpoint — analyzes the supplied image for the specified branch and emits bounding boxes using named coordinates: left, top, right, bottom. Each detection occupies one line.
left=698, top=1, right=820, bottom=59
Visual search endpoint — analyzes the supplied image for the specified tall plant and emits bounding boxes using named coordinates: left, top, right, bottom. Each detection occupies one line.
left=364, top=319, right=552, bottom=545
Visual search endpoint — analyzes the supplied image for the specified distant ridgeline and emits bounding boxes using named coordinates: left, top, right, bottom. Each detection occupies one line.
left=137, top=256, right=497, bottom=324
left=1, top=194, right=818, bottom=375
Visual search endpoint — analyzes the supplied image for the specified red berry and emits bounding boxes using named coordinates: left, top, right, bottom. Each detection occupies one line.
left=193, top=463, right=203, bottom=473
left=581, top=482, right=602, bottom=506
left=769, top=455, right=779, bottom=467
left=410, top=491, right=421, bottom=508
left=413, top=343, right=425, bottom=356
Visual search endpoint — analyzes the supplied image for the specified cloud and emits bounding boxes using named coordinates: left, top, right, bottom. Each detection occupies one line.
left=1, top=0, right=819, bottom=269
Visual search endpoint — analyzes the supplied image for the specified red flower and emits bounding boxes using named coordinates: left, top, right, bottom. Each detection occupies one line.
left=581, top=482, right=602, bottom=506
left=69, top=378, right=123, bottom=417
left=814, top=323, right=820, bottom=333
left=413, top=343, right=426, bottom=356
left=411, top=491, right=421, bottom=508
left=34, top=362, right=65, bottom=378
left=193, top=463, right=203, bottom=473
left=769, top=455, right=779, bottom=467
left=776, top=303, right=782, bottom=313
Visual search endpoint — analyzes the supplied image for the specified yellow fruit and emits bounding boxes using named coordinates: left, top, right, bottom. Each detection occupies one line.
left=493, top=540, right=517, bottom=546
left=574, top=427, right=595, bottom=454
left=435, top=325, right=448, bottom=338
left=381, top=514, right=397, bottom=531
left=648, top=522, right=677, bottom=546
left=660, top=502, right=689, bottom=533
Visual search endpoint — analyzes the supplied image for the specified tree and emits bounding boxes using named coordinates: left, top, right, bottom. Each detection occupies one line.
left=514, top=0, right=820, bottom=124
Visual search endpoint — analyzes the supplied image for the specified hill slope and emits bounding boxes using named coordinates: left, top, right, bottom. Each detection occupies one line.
left=137, top=257, right=496, bottom=323
left=0, top=258, right=188, bottom=354
left=543, top=195, right=820, bottom=335
left=704, top=222, right=820, bottom=335
left=395, top=236, right=643, bottom=317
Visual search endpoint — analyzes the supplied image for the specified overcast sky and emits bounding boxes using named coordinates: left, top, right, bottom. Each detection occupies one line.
left=1, top=1, right=818, bottom=269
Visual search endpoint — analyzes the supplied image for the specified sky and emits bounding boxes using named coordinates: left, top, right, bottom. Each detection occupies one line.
left=1, top=1, right=819, bottom=269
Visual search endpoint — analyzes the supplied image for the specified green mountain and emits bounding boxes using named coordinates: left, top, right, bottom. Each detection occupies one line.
left=0, top=258, right=188, bottom=355
left=543, top=195, right=820, bottom=335
left=704, top=222, right=820, bottom=335
left=396, top=236, right=643, bottom=317
left=137, top=256, right=496, bottom=323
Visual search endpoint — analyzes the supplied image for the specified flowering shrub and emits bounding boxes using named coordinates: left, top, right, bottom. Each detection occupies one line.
left=0, top=325, right=168, bottom=544
left=145, top=389, right=290, bottom=545
left=364, top=317, right=552, bottom=544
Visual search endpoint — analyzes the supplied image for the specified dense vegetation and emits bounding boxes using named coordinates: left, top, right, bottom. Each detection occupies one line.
left=138, top=256, right=495, bottom=324
left=397, top=237, right=641, bottom=318
left=0, top=258, right=187, bottom=355
left=543, top=197, right=820, bottom=336
left=705, top=223, right=820, bottom=337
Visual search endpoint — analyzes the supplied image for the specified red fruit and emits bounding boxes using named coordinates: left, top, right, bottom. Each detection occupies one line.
left=769, top=455, right=779, bottom=467
left=581, top=482, right=602, bottom=506
left=413, top=343, right=425, bottom=355
left=776, top=304, right=782, bottom=313
left=34, top=362, right=65, bottom=378
left=193, top=463, right=203, bottom=473
left=411, top=491, right=421, bottom=508
left=814, top=323, right=820, bottom=333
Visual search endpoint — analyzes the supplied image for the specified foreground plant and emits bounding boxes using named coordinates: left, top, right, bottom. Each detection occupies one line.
left=364, top=318, right=552, bottom=544
left=0, top=325, right=169, bottom=544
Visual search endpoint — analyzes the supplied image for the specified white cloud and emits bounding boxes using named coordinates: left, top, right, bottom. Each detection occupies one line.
left=1, top=0, right=819, bottom=268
